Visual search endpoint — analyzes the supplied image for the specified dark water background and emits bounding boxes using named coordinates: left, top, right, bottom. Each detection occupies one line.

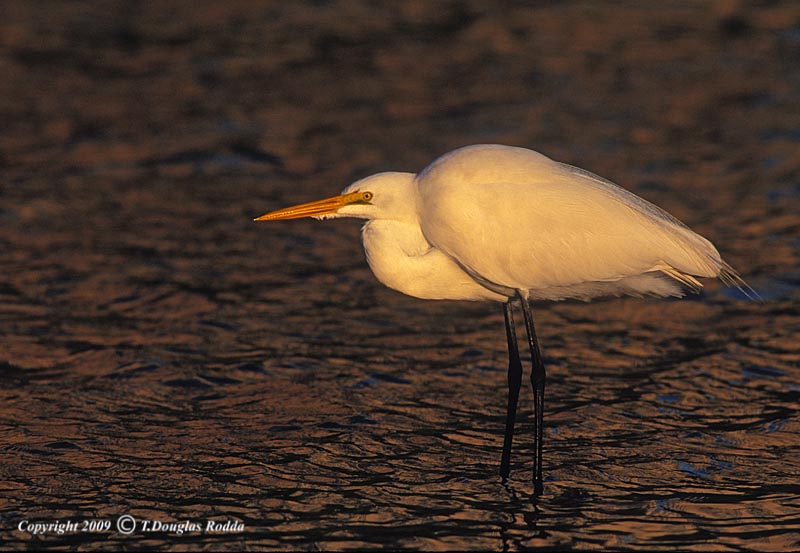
left=1, top=2, right=799, bottom=550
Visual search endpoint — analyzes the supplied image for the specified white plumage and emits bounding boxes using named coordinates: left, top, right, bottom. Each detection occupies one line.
left=255, top=143, right=754, bottom=495
left=271, top=144, right=749, bottom=302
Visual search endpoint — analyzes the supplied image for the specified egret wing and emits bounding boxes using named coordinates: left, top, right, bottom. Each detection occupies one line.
left=416, top=145, right=727, bottom=297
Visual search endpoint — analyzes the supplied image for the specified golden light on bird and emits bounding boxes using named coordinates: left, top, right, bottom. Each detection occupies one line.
left=255, top=144, right=756, bottom=497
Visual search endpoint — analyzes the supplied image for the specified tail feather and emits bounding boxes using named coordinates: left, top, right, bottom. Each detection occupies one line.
left=660, top=266, right=703, bottom=293
left=660, top=260, right=759, bottom=301
left=718, top=261, right=761, bottom=301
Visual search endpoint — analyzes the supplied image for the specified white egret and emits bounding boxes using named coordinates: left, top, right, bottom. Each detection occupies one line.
left=255, top=144, right=754, bottom=496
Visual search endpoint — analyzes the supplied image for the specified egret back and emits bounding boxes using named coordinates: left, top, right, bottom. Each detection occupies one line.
left=416, top=145, right=735, bottom=300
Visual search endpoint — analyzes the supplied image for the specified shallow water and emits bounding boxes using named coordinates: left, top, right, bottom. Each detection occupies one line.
left=2, top=2, right=799, bottom=551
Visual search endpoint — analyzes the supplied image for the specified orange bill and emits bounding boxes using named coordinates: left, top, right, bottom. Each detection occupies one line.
left=254, top=191, right=365, bottom=221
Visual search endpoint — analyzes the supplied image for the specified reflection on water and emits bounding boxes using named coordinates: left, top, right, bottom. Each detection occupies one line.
left=2, top=1, right=799, bottom=550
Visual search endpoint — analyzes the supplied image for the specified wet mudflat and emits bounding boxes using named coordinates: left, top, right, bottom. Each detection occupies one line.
left=1, top=1, right=799, bottom=550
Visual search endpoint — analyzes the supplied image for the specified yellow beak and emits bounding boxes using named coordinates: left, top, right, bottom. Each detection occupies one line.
left=254, top=191, right=365, bottom=221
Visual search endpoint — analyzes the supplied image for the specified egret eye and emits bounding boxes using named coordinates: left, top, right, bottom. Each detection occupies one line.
left=362, top=191, right=374, bottom=202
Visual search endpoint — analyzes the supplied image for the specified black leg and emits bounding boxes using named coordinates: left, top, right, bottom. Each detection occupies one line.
left=500, top=300, right=523, bottom=483
left=518, top=291, right=546, bottom=496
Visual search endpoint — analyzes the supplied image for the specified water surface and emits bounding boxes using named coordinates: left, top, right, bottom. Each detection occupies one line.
left=1, top=1, right=799, bottom=550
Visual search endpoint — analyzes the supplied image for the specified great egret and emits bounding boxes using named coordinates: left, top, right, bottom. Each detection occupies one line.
left=255, top=144, right=754, bottom=496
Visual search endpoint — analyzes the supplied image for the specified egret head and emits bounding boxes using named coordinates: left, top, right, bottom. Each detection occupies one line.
left=254, top=172, right=416, bottom=222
